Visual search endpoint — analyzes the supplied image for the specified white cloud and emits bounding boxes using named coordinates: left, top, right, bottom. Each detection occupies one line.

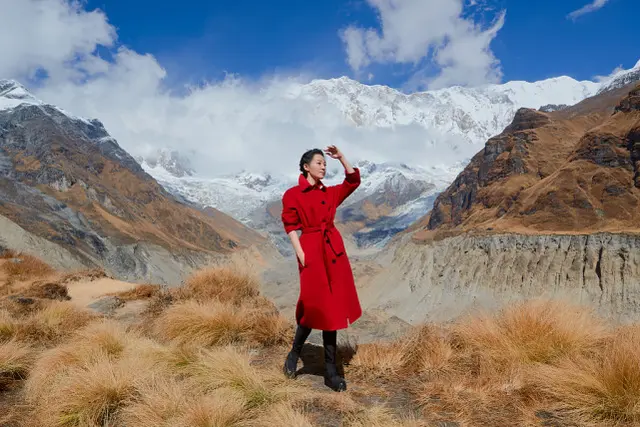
left=0, top=0, right=115, bottom=82
left=339, top=0, right=506, bottom=89
left=2, top=0, right=472, bottom=179
left=567, top=0, right=611, bottom=20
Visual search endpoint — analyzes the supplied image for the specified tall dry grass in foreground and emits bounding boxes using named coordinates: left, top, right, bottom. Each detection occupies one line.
left=3, top=257, right=640, bottom=426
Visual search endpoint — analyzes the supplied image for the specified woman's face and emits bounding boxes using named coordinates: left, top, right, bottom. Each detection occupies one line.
left=305, top=154, right=326, bottom=181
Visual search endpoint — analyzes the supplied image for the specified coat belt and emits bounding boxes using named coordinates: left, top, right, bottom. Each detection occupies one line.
left=301, top=222, right=343, bottom=290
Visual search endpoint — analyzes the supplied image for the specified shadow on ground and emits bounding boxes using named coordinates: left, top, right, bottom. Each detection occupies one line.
left=295, top=343, right=357, bottom=378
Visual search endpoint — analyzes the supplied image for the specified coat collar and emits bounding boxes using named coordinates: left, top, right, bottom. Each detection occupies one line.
left=298, top=174, right=326, bottom=192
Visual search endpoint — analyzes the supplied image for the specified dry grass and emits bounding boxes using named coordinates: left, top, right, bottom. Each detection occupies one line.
left=0, top=340, right=33, bottom=389
left=1, top=251, right=54, bottom=281
left=41, top=355, right=138, bottom=426
left=5, top=258, right=640, bottom=427
left=0, top=249, right=17, bottom=259
left=452, top=299, right=609, bottom=369
left=173, top=390, right=248, bottom=427
left=530, top=325, right=640, bottom=426
left=343, top=405, right=426, bottom=427
left=18, top=281, right=70, bottom=301
left=173, top=265, right=260, bottom=305
left=17, top=302, right=94, bottom=345
left=154, top=300, right=291, bottom=348
left=406, top=300, right=619, bottom=426
left=110, top=283, right=162, bottom=301
left=249, top=403, right=315, bottom=427
left=184, top=346, right=302, bottom=409
left=349, top=341, right=407, bottom=378
left=58, top=268, right=108, bottom=284
left=0, top=301, right=94, bottom=346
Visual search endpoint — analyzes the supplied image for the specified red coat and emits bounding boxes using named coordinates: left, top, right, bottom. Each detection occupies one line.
left=281, top=168, right=362, bottom=331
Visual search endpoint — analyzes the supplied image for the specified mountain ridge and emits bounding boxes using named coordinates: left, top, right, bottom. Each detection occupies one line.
left=0, top=88, right=272, bottom=284
left=134, top=64, right=640, bottom=250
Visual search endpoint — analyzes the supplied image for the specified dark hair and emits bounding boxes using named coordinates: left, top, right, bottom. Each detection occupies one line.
left=299, top=148, right=324, bottom=177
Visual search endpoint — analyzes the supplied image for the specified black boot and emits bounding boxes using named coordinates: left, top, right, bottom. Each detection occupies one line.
left=283, top=324, right=311, bottom=379
left=323, top=330, right=347, bottom=392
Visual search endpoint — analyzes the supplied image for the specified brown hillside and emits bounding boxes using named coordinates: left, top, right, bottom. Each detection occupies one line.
left=0, top=102, right=267, bottom=274
left=412, top=83, right=640, bottom=242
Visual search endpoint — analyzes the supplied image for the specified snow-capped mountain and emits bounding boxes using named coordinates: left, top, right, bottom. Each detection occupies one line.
left=3, top=59, right=639, bottom=253
left=139, top=158, right=292, bottom=221
left=0, top=80, right=89, bottom=124
left=136, top=60, right=639, bottom=250
left=288, top=75, right=599, bottom=146
left=139, top=153, right=467, bottom=252
left=597, top=59, right=640, bottom=94
left=135, top=149, right=195, bottom=178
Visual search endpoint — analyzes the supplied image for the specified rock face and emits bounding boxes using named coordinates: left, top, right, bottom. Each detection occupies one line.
left=539, top=104, right=569, bottom=113
left=362, top=233, right=640, bottom=323
left=414, top=83, right=640, bottom=241
left=0, top=81, right=272, bottom=284
left=365, top=83, right=640, bottom=324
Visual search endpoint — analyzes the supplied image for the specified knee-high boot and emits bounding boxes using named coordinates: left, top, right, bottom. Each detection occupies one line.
left=323, top=330, right=347, bottom=392
left=283, top=324, right=311, bottom=378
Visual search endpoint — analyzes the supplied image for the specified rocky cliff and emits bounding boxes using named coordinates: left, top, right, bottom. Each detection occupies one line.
left=412, top=82, right=640, bottom=241
left=362, top=232, right=640, bottom=323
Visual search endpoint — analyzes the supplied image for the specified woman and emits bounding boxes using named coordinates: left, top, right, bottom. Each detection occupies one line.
left=280, top=145, right=362, bottom=392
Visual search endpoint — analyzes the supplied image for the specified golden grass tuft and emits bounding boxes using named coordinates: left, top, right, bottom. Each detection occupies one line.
left=175, top=265, right=260, bottom=305
left=452, top=299, right=610, bottom=369
left=110, top=284, right=162, bottom=301
left=17, top=281, right=70, bottom=301
left=248, top=403, right=315, bottom=427
left=530, top=324, right=640, bottom=425
left=0, top=309, right=18, bottom=343
left=173, top=390, right=247, bottom=427
left=0, top=339, right=33, bottom=389
left=184, top=346, right=302, bottom=409
left=349, top=341, right=407, bottom=378
left=117, top=376, right=191, bottom=426
left=343, top=404, right=426, bottom=427
left=0, top=301, right=94, bottom=346
left=1, top=252, right=54, bottom=280
left=36, top=355, right=138, bottom=426
left=349, top=324, right=454, bottom=381
left=154, top=300, right=291, bottom=348
left=0, top=249, right=17, bottom=259
left=401, top=324, right=456, bottom=377
left=19, top=301, right=95, bottom=345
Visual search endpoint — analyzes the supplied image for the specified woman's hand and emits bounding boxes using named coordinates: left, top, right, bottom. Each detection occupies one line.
left=325, top=145, right=354, bottom=174
left=324, top=145, right=343, bottom=159
left=298, top=251, right=306, bottom=267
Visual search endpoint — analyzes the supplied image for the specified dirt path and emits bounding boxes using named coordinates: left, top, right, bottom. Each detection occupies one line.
left=65, top=277, right=138, bottom=307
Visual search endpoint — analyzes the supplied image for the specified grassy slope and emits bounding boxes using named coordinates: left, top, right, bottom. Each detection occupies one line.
left=1, top=251, right=640, bottom=426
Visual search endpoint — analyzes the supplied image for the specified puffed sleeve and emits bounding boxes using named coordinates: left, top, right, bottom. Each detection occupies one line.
left=281, top=190, right=302, bottom=234
left=335, top=167, right=361, bottom=206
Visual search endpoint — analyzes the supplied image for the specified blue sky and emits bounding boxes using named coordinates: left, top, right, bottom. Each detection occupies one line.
left=84, top=0, right=637, bottom=90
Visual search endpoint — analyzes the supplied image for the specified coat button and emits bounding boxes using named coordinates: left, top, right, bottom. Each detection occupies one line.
left=321, top=201, right=325, bottom=205
left=332, top=259, right=336, bottom=264
left=326, top=239, right=330, bottom=244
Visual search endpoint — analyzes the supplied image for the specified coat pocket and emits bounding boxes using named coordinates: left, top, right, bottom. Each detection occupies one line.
left=328, top=232, right=346, bottom=257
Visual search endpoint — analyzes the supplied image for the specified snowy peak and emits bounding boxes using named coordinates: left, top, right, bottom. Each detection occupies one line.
left=289, top=72, right=601, bottom=151
left=0, top=79, right=42, bottom=110
left=138, top=149, right=195, bottom=178
left=597, top=59, right=640, bottom=94
left=234, top=171, right=276, bottom=191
